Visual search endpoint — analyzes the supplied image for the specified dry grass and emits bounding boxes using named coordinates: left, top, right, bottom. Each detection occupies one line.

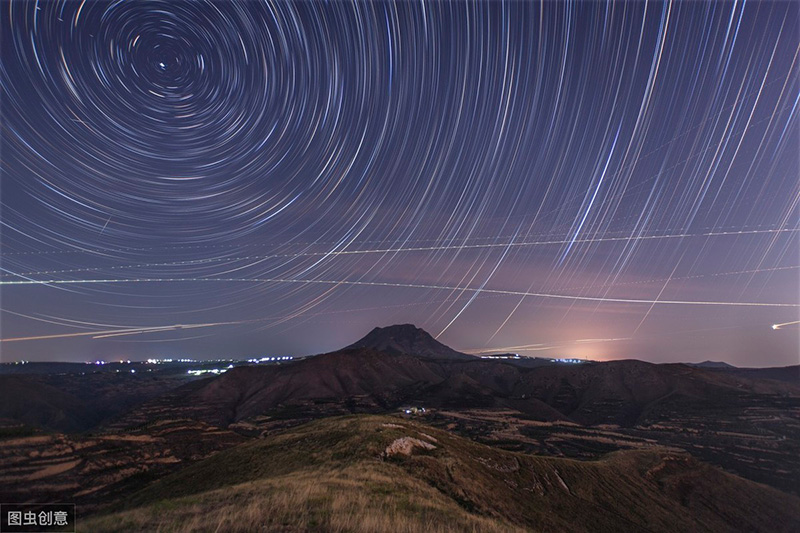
left=84, top=463, right=522, bottom=532
left=82, top=414, right=800, bottom=533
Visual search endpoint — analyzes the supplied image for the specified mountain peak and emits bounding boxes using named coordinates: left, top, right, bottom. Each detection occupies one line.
left=369, top=324, right=422, bottom=336
left=688, top=360, right=736, bottom=369
left=344, top=324, right=474, bottom=360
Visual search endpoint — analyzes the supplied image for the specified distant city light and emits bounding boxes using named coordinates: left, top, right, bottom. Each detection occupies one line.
left=52, top=356, right=296, bottom=372
left=479, top=354, right=521, bottom=359
left=144, top=357, right=198, bottom=364
left=246, top=356, right=294, bottom=363
left=187, top=368, right=228, bottom=376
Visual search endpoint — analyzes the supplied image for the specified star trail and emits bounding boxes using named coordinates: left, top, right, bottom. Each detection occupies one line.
left=1, top=1, right=798, bottom=366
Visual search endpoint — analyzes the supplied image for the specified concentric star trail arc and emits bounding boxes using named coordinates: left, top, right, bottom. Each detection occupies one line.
left=1, top=0, right=797, bottom=365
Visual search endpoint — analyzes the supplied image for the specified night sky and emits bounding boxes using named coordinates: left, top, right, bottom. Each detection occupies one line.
left=1, top=1, right=798, bottom=366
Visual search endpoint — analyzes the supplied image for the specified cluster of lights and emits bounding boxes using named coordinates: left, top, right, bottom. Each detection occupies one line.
left=35, top=357, right=298, bottom=372
left=145, top=358, right=197, bottom=364
left=186, top=364, right=234, bottom=376
left=246, top=356, right=293, bottom=363
left=480, top=354, right=522, bottom=359
left=550, top=358, right=585, bottom=364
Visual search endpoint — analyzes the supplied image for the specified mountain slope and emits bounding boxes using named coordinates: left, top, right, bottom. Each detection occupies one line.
left=0, top=372, right=194, bottom=433
left=148, top=345, right=797, bottom=429
left=0, top=375, right=89, bottom=433
left=715, top=364, right=800, bottom=384
left=85, top=415, right=800, bottom=533
left=179, top=348, right=450, bottom=426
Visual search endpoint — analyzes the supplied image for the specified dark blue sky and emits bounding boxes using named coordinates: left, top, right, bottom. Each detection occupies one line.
left=1, top=1, right=798, bottom=366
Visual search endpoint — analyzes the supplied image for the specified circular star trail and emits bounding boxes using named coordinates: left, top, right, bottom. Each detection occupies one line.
left=1, top=1, right=798, bottom=365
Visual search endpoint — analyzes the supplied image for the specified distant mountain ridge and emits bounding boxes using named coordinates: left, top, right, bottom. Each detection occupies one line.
left=6, top=326, right=798, bottom=435
left=344, top=324, right=474, bottom=361
left=688, top=360, right=736, bottom=369
left=117, top=325, right=799, bottom=432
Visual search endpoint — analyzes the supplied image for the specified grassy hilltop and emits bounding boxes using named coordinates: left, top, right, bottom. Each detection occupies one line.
left=85, top=414, right=800, bottom=533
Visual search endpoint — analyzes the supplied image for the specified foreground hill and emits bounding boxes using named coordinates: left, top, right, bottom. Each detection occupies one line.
left=85, top=415, right=800, bottom=533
